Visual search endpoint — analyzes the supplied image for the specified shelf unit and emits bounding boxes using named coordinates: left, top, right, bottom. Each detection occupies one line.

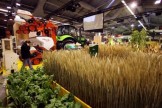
left=1, top=36, right=19, bottom=72
left=0, top=36, right=17, bottom=58
left=11, top=36, right=17, bottom=53
left=0, top=41, right=2, bottom=58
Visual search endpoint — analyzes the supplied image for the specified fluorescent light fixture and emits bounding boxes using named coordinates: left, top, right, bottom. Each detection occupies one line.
left=121, top=0, right=137, bottom=18
left=121, top=0, right=147, bottom=30
left=4, top=19, right=7, bottom=21
left=34, top=17, right=41, bottom=19
left=0, top=25, right=7, bottom=28
left=155, top=0, right=161, bottom=4
left=12, top=12, right=16, bottom=15
left=16, top=3, right=21, bottom=6
left=7, top=6, right=11, bottom=9
left=111, top=27, right=115, bottom=29
left=138, top=20, right=146, bottom=30
left=130, top=2, right=137, bottom=9
left=51, top=20, right=61, bottom=24
left=0, top=8, right=8, bottom=12
left=38, top=17, right=42, bottom=19
left=106, top=0, right=115, bottom=8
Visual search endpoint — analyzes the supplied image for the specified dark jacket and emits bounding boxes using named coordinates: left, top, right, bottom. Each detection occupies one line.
left=21, top=42, right=31, bottom=59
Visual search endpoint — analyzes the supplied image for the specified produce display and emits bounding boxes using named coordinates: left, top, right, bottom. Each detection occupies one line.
left=7, top=68, right=82, bottom=108
left=43, top=46, right=162, bottom=108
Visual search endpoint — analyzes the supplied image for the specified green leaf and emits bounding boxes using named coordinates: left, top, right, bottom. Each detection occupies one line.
left=67, top=101, right=75, bottom=108
left=74, top=102, right=82, bottom=108
left=50, top=98, right=56, bottom=103
left=61, top=93, right=74, bottom=103
left=7, top=102, right=15, bottom=107
left=31, top=104, right=37, bottom=108
left=7, top=67, right=82, bottom=108
left=36, top=95, right=44, bottom=101
left=61, top=94, right=70, bottom=102
left=45, top=103, right=54, bottom=108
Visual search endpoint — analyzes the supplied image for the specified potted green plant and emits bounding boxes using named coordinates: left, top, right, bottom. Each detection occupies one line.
left=131, top=29, right=147, bottom=51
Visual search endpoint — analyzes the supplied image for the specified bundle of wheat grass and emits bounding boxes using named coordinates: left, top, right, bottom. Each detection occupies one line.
left=43, top=46, right=162, bottom=108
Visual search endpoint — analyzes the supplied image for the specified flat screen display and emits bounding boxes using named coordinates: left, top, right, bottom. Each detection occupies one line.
left=83, top=13, right=103, bottom=31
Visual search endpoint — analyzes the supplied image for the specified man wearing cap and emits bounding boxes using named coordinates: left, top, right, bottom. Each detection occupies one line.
left=20, top=40, right=33, bottom=70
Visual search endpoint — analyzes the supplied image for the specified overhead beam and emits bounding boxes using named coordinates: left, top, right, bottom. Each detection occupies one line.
left=79, top=1, right=95, bottom=11
left=96, top=0, right=118, bottom=17
left=136, top=6, right=150, bottom=26
left=45, top=1, right=126, bottom=23
left=44, top=10, right=77, bottom=22
left=33, top=0, right=47, bottom=17
left=104, top=0, right=121, bottom=15
left=104, top=8, right=162, bottom=23
left=46, top=1, right=82, bottom=16
left=46, top=1, right=59, bottom=8
left=45, top=0, right=83, bottom=19
left=143, top=5, right=162, bottom=9
left=63, top=1, right=131, bottom=23
left=104, top=8, right=124, bottom=21
left=75, top=2, right=125, bottom=22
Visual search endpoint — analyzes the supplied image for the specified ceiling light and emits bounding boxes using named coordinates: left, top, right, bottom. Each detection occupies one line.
left=121, top=0, right=137, bottom=18
left=12, top=12, right=16, bottom=15
left=0, top=25, right=7, bottom=28
left=35, top=17, right=42, bottom=19
left=9, top=19, right=13, bottom=20
left=131, top=24, right=134, bottom=27
left=16, top=3, right=21, bottom=6
left=155, top=0, right=161, bottom=4
left=138, top=20, right=146, bottom=30
left=7, top=6, right=11, bottom=9
left=5, top=14, right=8, bottom=16
left=106, top=0, right=115, bottom=8
left=130, top=2, right=137, bottom=9
left=112, top=27, right=115, bottom=29
left=121, top=0, right=147, bottom=30
left=51, top=20, right=61, bottom=24
left=4, top=19, right=7, bottom=21
left=144, top=13, right=150, bottom=17
left=0, top=8, right=8, bottom=12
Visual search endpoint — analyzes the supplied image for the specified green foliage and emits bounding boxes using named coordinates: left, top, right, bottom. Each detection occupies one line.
left=0, top=100, right=2, bottom=106
left=131, top=29, right=147, bottom=50
left=7, top=68, right=81, bottom=108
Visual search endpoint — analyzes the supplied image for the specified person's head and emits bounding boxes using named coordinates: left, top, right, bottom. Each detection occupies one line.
left=25, top=40, right=31, bottom=46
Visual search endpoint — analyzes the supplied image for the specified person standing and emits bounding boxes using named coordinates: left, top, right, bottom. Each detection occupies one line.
left=20, top=40, right=33, bottom=70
